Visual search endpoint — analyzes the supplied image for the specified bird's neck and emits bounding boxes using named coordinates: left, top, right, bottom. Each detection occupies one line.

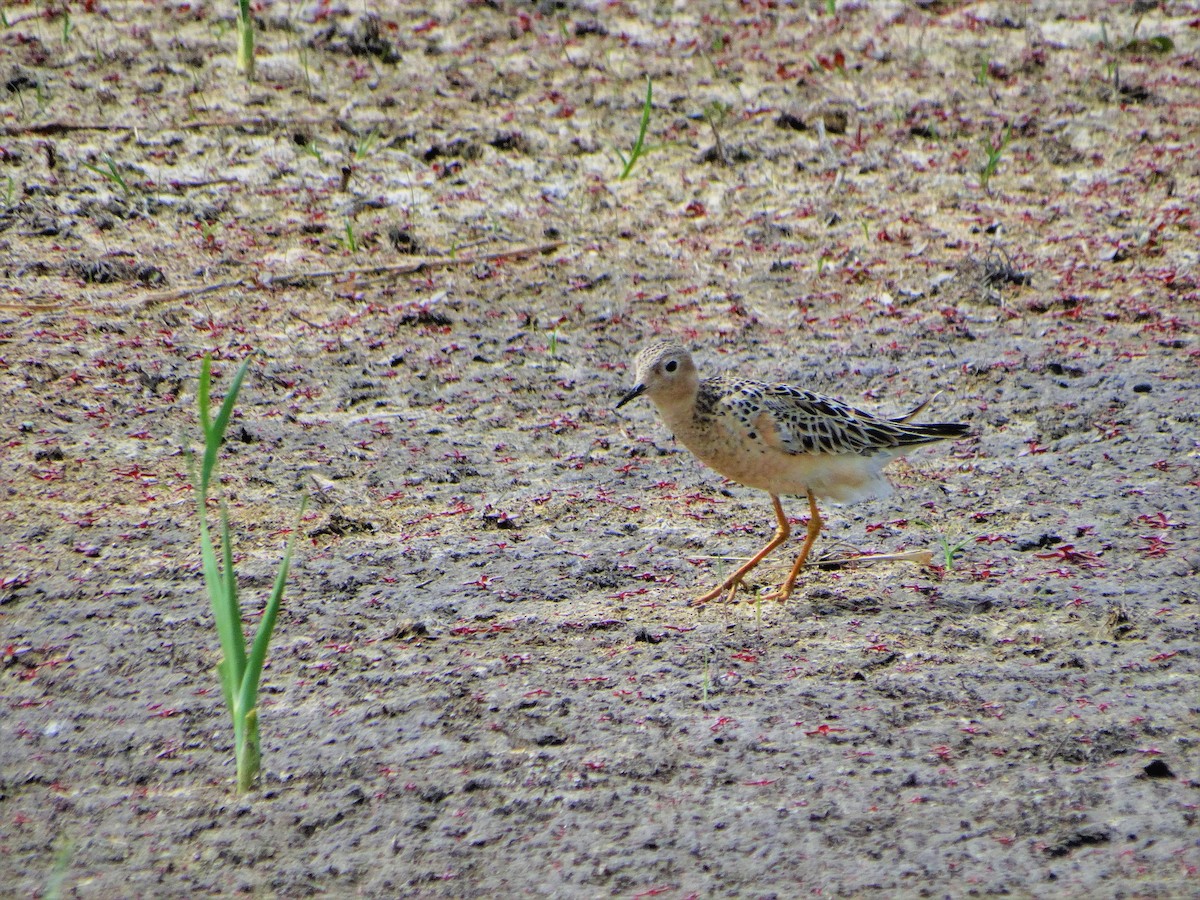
left=650, top=380, right=706, bottom=437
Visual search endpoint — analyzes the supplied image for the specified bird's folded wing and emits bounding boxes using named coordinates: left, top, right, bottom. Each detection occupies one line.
left=729, top=385, right=884, bottom=456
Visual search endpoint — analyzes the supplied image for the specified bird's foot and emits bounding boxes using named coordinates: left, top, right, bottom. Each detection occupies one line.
left=757, top=585, right=794, bottom=604
left=691, top=578, right=745, bottom=606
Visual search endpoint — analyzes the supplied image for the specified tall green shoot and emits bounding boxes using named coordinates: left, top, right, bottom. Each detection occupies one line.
left=236, top=0, right=255, bottom=80
left=195, top=354, right=304, bottom=793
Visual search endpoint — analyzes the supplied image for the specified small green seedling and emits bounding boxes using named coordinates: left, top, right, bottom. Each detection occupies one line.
left=81, top=155, right=132, bottom=197
left=297, top=138, right=322, bottom=162
left=978, top=122, right=1011, bottom=194
left=616, top=76, right=653, bottom=180
left=353, top=125, right=381, bottom=161
left=343, top=219, right=358, bottom=252
left=195, top=354, right=304, bottom=793
left=936, top=532, right=977, bottom=571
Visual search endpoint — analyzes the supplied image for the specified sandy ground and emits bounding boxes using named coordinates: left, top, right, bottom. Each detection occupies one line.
left=2, top=1, right=1199, bottom=897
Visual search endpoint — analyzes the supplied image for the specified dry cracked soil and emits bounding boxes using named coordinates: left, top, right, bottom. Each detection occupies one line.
left=2, top=1, right=1199, bottom=897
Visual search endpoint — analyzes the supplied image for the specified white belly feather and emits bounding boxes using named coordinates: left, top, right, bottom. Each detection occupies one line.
left=666, top=406, right=896, bottom=504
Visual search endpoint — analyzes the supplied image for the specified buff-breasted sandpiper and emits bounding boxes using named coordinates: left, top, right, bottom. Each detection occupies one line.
left=616, top=340, right=970, bottom=604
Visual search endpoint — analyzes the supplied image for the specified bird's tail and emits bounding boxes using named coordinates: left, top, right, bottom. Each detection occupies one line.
left=895, top=421, right=971, bottom=445
left=888, top=392, right=969, bottom=445
left=891, top=391, right=944, bottom=423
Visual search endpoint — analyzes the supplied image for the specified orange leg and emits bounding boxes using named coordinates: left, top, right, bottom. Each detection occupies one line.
left=693, top=494, right=790, bottom=605
left=762, top=489, right=822, bottom=603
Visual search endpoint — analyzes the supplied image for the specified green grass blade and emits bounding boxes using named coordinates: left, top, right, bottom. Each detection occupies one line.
left=210, top=355, right=254, bottom=451
left=619, top=76, right=653, bottom=180
left=198, top=354, right=213, bottom=434
left=238, top=499, right=306, bottom=723
left=80, top=157, right=132, bottom=197
left=216, top=661, right=236, bottom=717
left=199, top=354, right=252, bottom=498
left=197, top=492, right=241, bottom=714
left=196, top=488, right=221, bottom=600
left=195, top=354, right=254, bottom=712
left=198, top=507, right=230, bottom=669
left=196, top=486, right=235, bottom=680
left=632, top=76, right=652, bottom=158
left=234, top=498, right=306, bottom=792
left=219, top=502, right=247, bottom=682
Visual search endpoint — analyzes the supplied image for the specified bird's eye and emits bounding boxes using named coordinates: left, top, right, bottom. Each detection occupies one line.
left=665, top=360, right=678, bottom=373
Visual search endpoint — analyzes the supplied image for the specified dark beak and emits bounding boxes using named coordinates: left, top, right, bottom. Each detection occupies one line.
left=615, top=383, right=646, bottom=410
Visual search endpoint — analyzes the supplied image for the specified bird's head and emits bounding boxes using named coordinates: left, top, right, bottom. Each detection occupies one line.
left=616, top=340, right=699, bottom=411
